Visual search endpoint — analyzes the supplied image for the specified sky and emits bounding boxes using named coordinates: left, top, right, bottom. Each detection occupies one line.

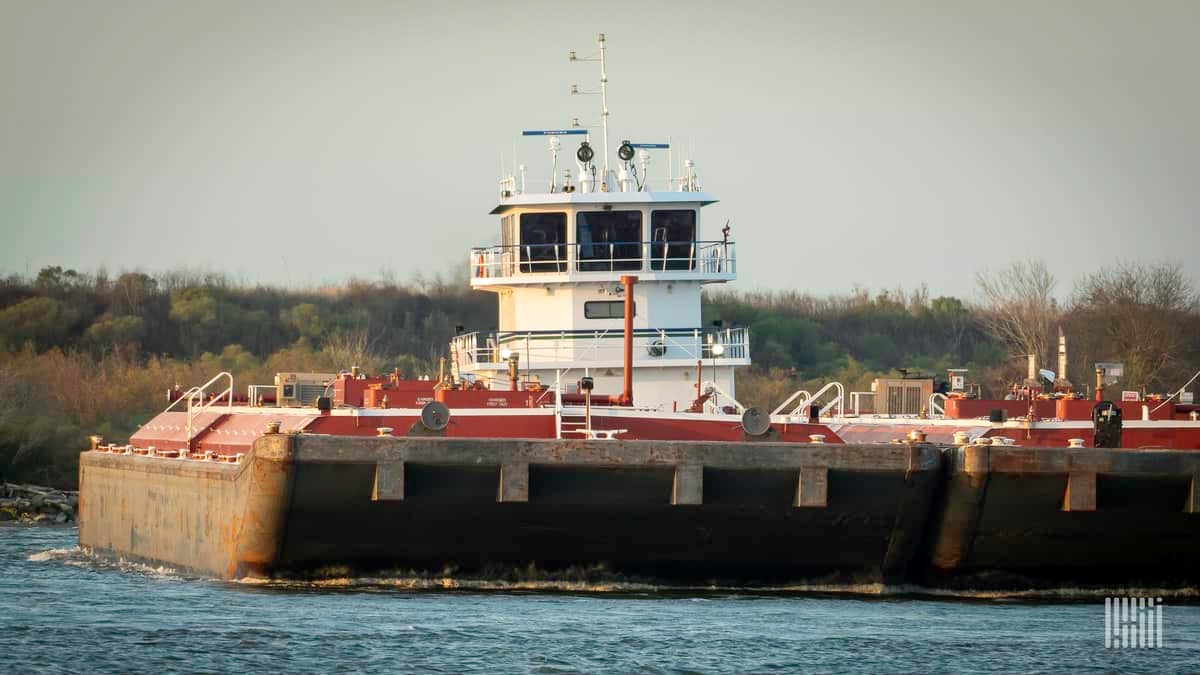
left=2, top=0, right=1197, bottom=299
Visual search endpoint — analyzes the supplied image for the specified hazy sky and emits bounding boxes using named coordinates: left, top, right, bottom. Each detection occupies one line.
left=2, top=0, right=1197, bottom=298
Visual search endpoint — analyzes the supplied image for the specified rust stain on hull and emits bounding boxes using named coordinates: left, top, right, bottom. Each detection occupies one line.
left=79, top=434, right=295, bottom=580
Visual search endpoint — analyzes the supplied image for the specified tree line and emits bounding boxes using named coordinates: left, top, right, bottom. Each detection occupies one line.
left=1, top=261, right=1196, bottom=487
left=0, top=266, right=495, bottom=365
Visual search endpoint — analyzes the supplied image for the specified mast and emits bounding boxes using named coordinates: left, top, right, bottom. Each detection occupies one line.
left=570, top=33, right=610, bottom=185
left=598, top=33, right=609, bottom=179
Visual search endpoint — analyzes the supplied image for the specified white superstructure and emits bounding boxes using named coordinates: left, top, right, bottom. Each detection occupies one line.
left=450, top=34, right=750, bottom=412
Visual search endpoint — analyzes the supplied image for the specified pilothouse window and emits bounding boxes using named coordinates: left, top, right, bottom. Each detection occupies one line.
left=650, top=210, right=696, bottom=270
left=519, top=213, right=567, bottom=272
left=576, top=211, right=642, bottom=271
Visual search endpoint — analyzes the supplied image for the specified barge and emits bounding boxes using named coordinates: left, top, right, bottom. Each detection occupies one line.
left=80, top=434, right=941, bottom=583
left=78, top=430, right=1200, bottom=587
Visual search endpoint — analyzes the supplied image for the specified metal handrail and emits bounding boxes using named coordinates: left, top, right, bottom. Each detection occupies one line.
left=816, top=382, right=847, bottom=418
left=451, top=328, right=751, bottom=373
left=536, top=366, right=581, bottom=408
left=929, top=392, right=948, bottom=417
left=161, top=386, right=202, bottom=414
left=470, top=240, right=736, bottom=278
left=185, top=371, right=234, bottom=448
left=773, top=382, right=846, bottom=419
left=771, top=389, right=812, bottom=417
left=849, top=391, right=873, bottom=416
left=701, top=380, right=746, bottom=415
left=247, top=384, right=275, bottom=406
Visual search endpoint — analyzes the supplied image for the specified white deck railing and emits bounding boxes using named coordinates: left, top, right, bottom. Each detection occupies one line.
left=929, top=392, right=948, bottom=417
left=470, top=240, right=735, bottom=281
left=772, top=381, right=846, bottom=419
left=451, top=327, right=750, bottom=374
left=184, top=371, right=234, bottom=448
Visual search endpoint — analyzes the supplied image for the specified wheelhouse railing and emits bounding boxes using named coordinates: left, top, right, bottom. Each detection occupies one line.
left=450, top=327, right=750, bottom=373
left=470, top=240, right=735, bottom=279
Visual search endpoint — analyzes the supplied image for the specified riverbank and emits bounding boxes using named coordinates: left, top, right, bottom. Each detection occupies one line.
left=1, top=483, right=78, bottom=524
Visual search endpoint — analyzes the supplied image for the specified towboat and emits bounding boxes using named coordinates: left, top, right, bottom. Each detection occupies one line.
left=78, top=35, right=1200, bottom=587
left=103, top=35, right=841, bottom=455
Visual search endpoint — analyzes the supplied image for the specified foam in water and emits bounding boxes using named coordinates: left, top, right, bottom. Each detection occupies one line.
left=26, top=547, right=78, bottom=563
left=29, top=546, right=187, bottom=580
left=31, top=547, right=1200, bottom=601
left=233, top=571, right=1200, bottom=600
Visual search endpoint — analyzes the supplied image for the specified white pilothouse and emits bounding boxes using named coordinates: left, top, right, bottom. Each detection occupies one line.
left=450, top=34, right=750, bottom=412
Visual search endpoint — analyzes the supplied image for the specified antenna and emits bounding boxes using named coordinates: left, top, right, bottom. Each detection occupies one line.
left=549, top=136, right=560, bottom=193
left=667, top=135, right=673, bottom=191
left=637, top=149, right=649, bottom=191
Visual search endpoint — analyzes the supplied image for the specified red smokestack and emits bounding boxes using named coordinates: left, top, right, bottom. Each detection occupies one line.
left=619, top=275, right=637, bottom=406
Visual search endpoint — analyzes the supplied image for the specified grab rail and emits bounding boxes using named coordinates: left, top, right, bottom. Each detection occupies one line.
left=701, top=381, right=746, bottom=415
left=185, top=371, right=234, bottom=448
left=929, top=392, right=948, bottom=417
left=771, top=389, right=812, bottom=417
left=772, top=382, right=845, bottom=419
left=161, top=386, right=201, bottom=414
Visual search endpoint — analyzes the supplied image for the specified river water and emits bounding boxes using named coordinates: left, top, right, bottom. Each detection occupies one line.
left=4, top=525, right=1200, bottom=673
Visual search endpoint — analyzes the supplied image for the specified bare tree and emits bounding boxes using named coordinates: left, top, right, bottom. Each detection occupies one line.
left=1068, top=262, right=1197, bottom=390
left=324, top=328, right=385, bottom=374
left=976, top=260, right=1060, bottom=369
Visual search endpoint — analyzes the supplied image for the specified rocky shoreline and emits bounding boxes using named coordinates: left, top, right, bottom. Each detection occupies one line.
left=1, top=483, right=78, bottom=524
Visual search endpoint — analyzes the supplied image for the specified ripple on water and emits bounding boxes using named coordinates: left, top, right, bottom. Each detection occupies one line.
left=8, top=527, right=1200, bottom=673
left=26, top=544, right=1200, bottom=602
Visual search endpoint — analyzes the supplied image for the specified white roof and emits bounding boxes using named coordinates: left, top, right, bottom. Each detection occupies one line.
left=490, top=191, right=718, bottom=215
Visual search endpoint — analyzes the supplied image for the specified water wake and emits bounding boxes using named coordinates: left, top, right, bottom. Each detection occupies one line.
left=26, top=547, right=78, bottom=563
left=233, top=566, right=1200, bottom=601
left=32, top=548, right=1200, bottom=601
left=28, top=546, right=186, bottom=580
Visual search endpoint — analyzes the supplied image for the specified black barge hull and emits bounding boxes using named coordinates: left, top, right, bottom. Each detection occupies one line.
left=79, top=434, right=939, bottom=583
left=78, top=434, right=1200, bottom=587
